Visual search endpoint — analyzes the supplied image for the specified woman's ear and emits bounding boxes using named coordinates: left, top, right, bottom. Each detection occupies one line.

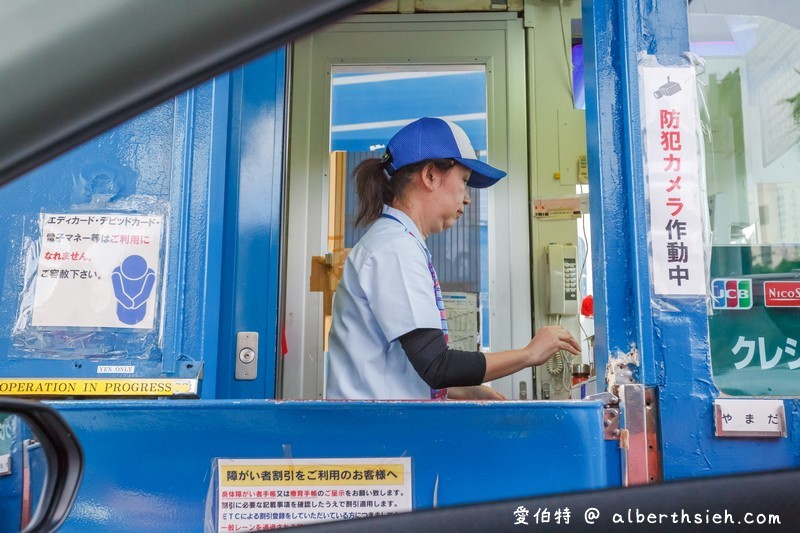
left=420, top=162, right=438, bottom=192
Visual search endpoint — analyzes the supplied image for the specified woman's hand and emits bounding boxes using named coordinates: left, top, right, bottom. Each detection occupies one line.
left=482, top=326, right=581, bottom=383
left=523, top=325, right=581, bottom=366
left=448, top=385, right=507, bottom=401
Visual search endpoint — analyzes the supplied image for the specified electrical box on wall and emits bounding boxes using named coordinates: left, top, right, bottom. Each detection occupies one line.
left=555, top=108, right=587, bottom=186
left=577, top=155, right=588, bottom=183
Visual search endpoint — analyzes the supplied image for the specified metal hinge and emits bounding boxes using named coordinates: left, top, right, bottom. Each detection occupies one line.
left=617, top=384, right=662, bottom=486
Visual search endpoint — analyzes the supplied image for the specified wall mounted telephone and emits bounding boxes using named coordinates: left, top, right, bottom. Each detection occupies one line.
left=546, top=243, right=579, bottom=316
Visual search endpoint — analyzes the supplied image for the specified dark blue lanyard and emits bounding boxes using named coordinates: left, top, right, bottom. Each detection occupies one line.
left=381, top=212, right=417, bottom=237
left=380, top=212, right=404, bottom=226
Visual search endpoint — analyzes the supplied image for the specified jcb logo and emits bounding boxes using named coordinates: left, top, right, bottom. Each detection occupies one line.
left=711, top=278, right=752, bottom=310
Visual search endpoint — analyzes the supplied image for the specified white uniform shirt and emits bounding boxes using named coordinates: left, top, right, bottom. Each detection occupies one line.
left=326, top=205, right=442, bottom=399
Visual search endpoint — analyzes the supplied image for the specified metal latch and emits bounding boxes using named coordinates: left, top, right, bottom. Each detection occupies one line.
left=235, top=332, right=258, bottom=380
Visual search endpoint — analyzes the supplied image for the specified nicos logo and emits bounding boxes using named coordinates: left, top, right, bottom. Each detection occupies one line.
left=763, top=281, right=800, bottom=307
left=711, top=278, right=752, bottom=310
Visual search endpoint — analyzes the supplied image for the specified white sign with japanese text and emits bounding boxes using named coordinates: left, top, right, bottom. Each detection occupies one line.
left=642, top=64, right=706, bottom=295
left=714, top=399, right=786, bottom=438
left=216, top=458, right=412, bottom=530
left=32, top=213, right=164, bottom=329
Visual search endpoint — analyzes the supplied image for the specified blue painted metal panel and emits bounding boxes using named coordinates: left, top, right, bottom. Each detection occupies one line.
left=583, top=0, right=639, bottom=386
left=214, top=50, right=286, bottom=400
left=0, top=49, right=286, bottom=399
left=192, top=76, right=231, bottom=400
left=53, top=400, right=607, bottom=531
left=0, top=83, right=216, bottom=380
left=583, top=0, right=800, bottom=480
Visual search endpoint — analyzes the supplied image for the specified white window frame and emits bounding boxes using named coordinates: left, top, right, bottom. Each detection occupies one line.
left=282, top=13, right=531, bottom=399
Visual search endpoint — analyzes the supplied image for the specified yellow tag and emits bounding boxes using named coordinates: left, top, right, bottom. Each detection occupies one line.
left=0, top=378, right=198, bottom=397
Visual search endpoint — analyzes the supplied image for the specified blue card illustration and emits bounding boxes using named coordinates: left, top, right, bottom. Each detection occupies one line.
left=111, top=254, right=156, bottom=325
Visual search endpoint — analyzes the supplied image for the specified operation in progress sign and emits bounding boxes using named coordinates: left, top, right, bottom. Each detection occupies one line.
left=0, top=379, right=197, bottom=397
left=32, top=213, right=164, bottom=329
left=216, top=458, right=412, bottom=530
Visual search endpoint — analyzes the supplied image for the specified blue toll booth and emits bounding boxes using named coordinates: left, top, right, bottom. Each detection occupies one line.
left=0, top=1, right=799, bottom=531
left=0, top=51, right=286, bottom=400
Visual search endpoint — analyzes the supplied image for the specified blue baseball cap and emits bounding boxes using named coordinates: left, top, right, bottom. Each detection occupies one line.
left=383, top=117, right=507, bottom=188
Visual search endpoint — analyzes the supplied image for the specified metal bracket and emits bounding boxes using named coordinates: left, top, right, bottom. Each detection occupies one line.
left=235, top=332, right=258, bottom=381
left=589, top=353, right=659, bottom=483
left=585, top=391, right=621, bottom=441
left=645, top=387, right=662, bottom=483
left=619, top=384, right=646, bottom=485
left=618, top=384, right=662, bottom=486
left=604, top=406, right=621, bottom=440
left=585, top=391, right=617, bottom=405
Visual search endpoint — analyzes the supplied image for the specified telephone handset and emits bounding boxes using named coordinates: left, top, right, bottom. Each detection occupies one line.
left=546, top=243, right=579, bottom=316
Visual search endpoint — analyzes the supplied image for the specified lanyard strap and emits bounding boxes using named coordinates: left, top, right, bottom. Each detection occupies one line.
left=379, top=212, right=404, bottom=227
left=381, top=213, right=449, bottom=400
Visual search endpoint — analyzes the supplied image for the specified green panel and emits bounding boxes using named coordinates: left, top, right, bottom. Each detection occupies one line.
left=0, top=414, right=12, bottom=457
left=709, top=245, right=800, bottom=396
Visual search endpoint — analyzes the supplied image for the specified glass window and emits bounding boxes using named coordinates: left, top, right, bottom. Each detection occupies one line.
left=329, top=65, right=494, bottom=349
left=690, top=1, right=800, bottom=395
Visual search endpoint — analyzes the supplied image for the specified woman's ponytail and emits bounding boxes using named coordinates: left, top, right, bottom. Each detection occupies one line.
left=354, top=158, right=390, bottom=227
left=354, top=157, right=455, bottom=227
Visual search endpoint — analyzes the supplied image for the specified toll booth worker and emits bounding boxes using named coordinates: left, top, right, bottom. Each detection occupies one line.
left=325, top=117, right=580, bottom=400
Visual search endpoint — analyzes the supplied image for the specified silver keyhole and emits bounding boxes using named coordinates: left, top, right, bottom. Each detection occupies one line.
left=235, top=332, right=258, bottom=380
left=239, top=347, right=255, bottom=364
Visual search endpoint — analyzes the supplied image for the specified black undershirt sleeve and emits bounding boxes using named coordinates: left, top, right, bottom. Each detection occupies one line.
left=398, top=328, right=486, bottom=389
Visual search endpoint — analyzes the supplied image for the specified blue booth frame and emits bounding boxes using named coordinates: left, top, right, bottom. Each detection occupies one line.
left=0, top=0, right=798, bottom=530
